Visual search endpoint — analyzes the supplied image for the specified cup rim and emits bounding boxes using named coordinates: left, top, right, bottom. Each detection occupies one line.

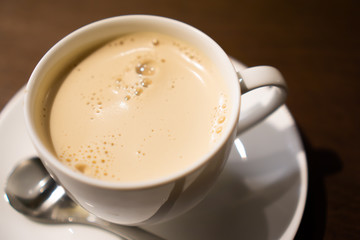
left=24, top=14, right=241, bottom=190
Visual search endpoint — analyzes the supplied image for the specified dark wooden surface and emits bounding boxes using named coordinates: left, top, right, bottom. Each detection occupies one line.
left=1, top=0, right=359, bottom=239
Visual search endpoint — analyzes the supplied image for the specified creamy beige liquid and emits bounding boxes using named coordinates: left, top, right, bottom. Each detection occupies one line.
left=50, top=32, right=230, bottom=182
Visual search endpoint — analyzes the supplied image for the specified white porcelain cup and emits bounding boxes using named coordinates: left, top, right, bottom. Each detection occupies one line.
left=24, top=15, right=287, bottom=225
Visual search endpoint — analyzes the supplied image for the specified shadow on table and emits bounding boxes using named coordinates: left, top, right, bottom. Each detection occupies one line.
left=295, top=129, right=343, bottom=240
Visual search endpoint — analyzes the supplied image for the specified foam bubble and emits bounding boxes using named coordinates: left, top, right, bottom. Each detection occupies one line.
left=140, top=78, right=152, bottom=87
left=217, top=116, right=226, bottom=124
left=75, top=163, right=89, bottom=174
left=134, top=87, right=143, bottom=96
left=136, top=61, right=156, bottom=76
left=152, top=39, right=159, bottom=46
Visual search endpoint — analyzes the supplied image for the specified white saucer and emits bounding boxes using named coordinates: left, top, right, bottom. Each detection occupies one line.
left=0, top=60, right=307, bottom=240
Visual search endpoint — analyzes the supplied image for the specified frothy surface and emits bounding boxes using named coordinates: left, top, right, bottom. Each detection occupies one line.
left=50, top=32, right=230, bottom=182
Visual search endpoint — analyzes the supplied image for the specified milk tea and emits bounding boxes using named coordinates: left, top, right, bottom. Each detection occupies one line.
left=49, top=32, right=230, bottom=182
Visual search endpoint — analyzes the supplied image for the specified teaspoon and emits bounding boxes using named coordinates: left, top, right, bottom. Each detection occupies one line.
left=4, top=157, right=163, bottom=240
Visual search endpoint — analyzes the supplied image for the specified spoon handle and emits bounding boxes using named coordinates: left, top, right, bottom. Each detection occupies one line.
left=92, top=219, right=165, bottom=240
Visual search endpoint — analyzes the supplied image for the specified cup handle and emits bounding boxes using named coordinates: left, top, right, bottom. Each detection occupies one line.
left=236, top=66, right=288, bottom=134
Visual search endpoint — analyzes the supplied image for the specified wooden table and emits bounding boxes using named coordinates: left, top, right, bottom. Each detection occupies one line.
left=1, top=0, right=359, bottom=239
